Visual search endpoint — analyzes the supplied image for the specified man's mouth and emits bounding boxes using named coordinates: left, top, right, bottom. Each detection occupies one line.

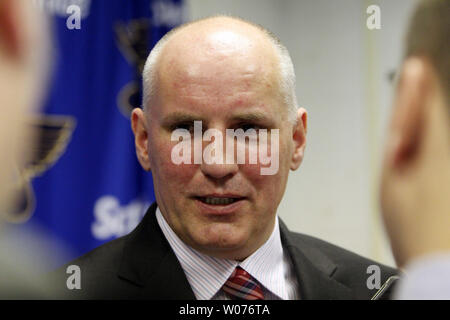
left=197, top=197, right=239, bottom=205
left=193, top=195, right=246, bottom=214
left=194, top=194, right=246, bottom=206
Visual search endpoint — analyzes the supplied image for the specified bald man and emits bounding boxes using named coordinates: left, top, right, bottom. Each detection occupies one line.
left=55, top=16, right=396, bottom=300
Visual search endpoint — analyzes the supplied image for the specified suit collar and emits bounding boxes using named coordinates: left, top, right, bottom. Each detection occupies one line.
left=156, top=207, right=293, bottom=300
left=279, top=219, right=354, bottom=299
left=117, top=202, right=353, bottom=300
left=117, top=203, right=196, bottom=299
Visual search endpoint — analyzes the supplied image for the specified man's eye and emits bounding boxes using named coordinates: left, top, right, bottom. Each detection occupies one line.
left=237, top=123, right=263, bottom=132
left=172, top=122, right=195, bottom=132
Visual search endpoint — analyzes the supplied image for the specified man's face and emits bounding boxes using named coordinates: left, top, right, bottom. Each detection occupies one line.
left=134, top=27, right=305, bottom=260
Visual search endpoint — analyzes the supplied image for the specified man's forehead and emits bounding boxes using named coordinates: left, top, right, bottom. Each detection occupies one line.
left=158, top=18, right=278, bottom=75
left=160, top=29, right=279, bottom=93
left=167, top=16, right=270, bottom=48
left=148, top=17, right=285, bottom=122
left=153, top=72, right=282, bottom=123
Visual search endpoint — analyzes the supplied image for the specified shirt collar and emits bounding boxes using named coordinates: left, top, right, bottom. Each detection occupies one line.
left=156, top=207, right=287, bottom=300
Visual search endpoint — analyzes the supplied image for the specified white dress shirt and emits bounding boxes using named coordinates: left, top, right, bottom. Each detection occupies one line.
left=156, top=207, right=299, bottom=300
left=395, top=253, right=450, bottom=300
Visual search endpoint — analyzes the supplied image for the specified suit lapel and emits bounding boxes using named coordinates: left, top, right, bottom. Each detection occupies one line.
left=117, top=203, right=196, bottom=299
left=279, top=219, right=353, bottom=299
left=117, top=203, right=353, bottom=300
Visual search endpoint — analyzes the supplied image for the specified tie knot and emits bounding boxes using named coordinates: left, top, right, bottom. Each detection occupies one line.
left=222, top=266, right=264, bottom=300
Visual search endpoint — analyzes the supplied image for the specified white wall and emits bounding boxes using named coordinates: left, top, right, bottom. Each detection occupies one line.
left=186, top=0, right=419, bottom=267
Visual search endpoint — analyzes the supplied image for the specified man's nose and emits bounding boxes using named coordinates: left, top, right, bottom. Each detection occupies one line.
left=200, top=161, right=239, bottom=180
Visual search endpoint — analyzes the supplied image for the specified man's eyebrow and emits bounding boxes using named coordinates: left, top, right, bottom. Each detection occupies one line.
left=161, top=111, right=275, bottom=127
left=230, top=112, right=271, bottom=123
left=161, top=112, right=204, bottom=125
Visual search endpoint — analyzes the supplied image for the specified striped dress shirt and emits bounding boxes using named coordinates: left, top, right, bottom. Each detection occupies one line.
left=156, top=207, right=300, bottom=300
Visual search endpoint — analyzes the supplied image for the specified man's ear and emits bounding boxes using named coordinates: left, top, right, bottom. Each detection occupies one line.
left=387, top=57, right=430, bottom=169
left=290, top=107, right=307, bottom=170
left=0, top=0, right=22, bottom=59
left=131, top=108, right=151, bottom=171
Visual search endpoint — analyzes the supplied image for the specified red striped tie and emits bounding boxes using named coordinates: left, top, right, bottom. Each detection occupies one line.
left=222, top=266, right=265, bottom=300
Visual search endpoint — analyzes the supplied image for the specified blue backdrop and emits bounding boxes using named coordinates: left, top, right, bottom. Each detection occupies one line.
left=16, top=0, right=184, bottom=264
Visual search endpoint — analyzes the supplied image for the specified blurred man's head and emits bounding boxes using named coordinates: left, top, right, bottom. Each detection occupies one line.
left=404, top=0, right=450, bottom=106
left=380, top=0, right=450, bottom=267
left=0, top=0, right=50, bottom=216
left=132, top=16, right=307, bottom=260
left=0, top=0, right=59, bottom=299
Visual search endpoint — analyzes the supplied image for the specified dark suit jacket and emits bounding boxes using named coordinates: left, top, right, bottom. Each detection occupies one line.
left=53, top=202, right=398, bottom=299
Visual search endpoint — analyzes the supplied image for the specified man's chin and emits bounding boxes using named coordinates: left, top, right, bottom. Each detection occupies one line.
left=189, top=232, right=251, bottom=259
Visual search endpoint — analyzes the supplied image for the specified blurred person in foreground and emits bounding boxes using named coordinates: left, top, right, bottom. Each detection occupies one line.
left=55, top=15, right=397, bottom=300
left=380, top=0, right=450, bottom=299
left=0, top=0, right=57, bottom=298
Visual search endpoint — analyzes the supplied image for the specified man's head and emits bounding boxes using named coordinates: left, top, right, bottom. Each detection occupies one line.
left=142, top=16, right=300, bottom=125
left=380, top=0, right=450, bottom=267
left=132, top=16, right=307, bottom=260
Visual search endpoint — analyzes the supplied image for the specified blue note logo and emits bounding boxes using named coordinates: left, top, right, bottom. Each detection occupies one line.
left=91, top=196, right=148, bottom=240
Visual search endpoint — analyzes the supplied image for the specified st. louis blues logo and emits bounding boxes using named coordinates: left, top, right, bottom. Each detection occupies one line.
left=0, top=116, right=75, bottom=223
left=115, top=19, right=151, bottom=117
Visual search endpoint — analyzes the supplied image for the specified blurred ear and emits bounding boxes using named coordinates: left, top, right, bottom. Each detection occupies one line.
left=0, top=0, right=22, bottom=59
left=131, top=108, right=151, bottom=171
left=290, top=107, right=307, bottom=170
left=387, top=57, right=431, bottom=170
